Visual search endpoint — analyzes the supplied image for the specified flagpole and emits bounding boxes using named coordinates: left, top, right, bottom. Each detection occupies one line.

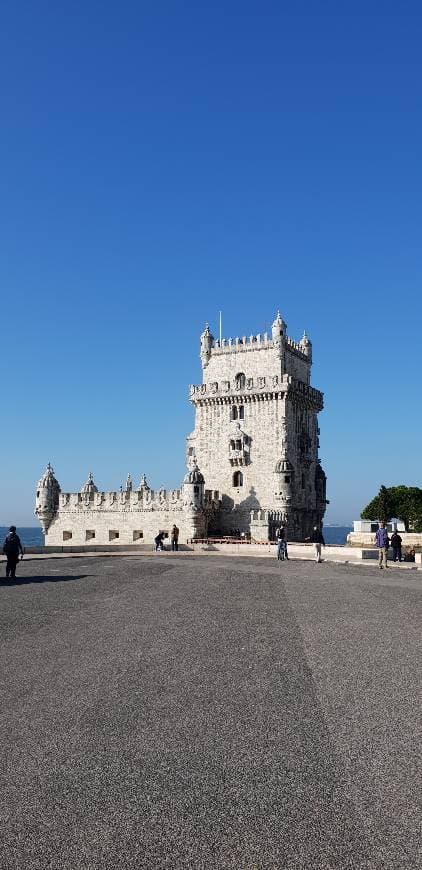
left=219, top=311, right=222, bottom=344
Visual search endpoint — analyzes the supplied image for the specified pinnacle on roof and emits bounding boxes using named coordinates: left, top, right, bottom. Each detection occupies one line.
left=183, top=458, right=205, bottom=485
left=81, top=472, right=98, bottom=494
left=300, top=330, right=311, bottom=344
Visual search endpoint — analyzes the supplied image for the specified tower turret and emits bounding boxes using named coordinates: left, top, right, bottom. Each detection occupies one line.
left=200, top=323, right=214, bottom=369
left=35, top=463, right=61, bottom=534
left=274, top=456, right=294, bottom=506
left=272, top=311, right=287, bottom=359
left=183, top=460, right=205, bottom=509
left=299, top=330, right=312, bottom=361
left=182, top=460, right=206, bottom=540
left=81, top=472, right=98, bottom=494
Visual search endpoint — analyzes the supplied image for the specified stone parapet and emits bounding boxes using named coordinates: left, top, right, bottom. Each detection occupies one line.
left=347, top=532, right=422, bottom=549
left=189, top=374, right=323, bottom=409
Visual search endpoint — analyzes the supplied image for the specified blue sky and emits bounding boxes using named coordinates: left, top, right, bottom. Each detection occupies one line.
left=1, top=1, right=421, bottom=525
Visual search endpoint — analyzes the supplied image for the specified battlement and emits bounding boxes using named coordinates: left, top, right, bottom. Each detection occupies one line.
left=59, top=488, right=184, bottom=511
left=210, top=333, right=308, bottom=361
left=189, top=374, right=323, bottom=408
left=57, top=486, right=221, bottom=513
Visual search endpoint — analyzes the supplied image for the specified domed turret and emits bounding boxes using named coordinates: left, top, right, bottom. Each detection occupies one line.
left=299, top=330, right=312, bottom=360
left=272, top=311, right=287, bottom=359
left=274, top=456, right=294, bottom=504
left=35, top=463, right=61, bottom=534
left=272, top=310, right=287, bottom=337
left=200, top=323, right=214, bottom=369
left=183, top=461, right=205, bottom=485
left=81, top=472, right=98, bottom=494
left=183, top=459, right=205, bottom=509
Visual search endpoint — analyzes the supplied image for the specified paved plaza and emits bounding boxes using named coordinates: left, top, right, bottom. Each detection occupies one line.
left=0, top=554, right=421, bottom=869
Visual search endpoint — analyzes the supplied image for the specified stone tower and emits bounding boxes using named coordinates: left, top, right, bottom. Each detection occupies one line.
left=188, top=312, right=327, bottom=540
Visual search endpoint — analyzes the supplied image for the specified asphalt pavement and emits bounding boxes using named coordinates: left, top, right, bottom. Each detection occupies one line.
left=0, top=555, right=421, bottom=869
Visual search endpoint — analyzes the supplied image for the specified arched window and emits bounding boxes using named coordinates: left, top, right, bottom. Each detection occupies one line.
left=233, top=471, right=243, bottom=488
left=231, top=406, right=238, bottom=421
left=238, top=405, right=244, bottom=419
left=235, top=373, right=246, bottom=390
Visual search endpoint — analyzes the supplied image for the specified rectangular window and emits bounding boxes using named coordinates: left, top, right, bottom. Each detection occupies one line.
left=159, top=530, right=169, bottom=538
left=63, top=531, right=72, bottom=541
left=239, top=406, right=244, bottom=420
left=109, top=530, right=119, bottom=541
left=133, top=530, right=143, bottom=541
left=85, top=530, right=95, bottom=541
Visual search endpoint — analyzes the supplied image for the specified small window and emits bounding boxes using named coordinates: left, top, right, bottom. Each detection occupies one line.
left=235, top=373, right=245, bottom=389
left=85, top=530, right=95, bottom=541
left=194, top=485, right=199, bottom=494
left=238, top=406, right=244, bottom=420
left=230, top=440, right=235, bottom=450
left=284, top=476, right=290, bottom=484
left=231, top=406, right=238, bottom=421
left=109, top=530, right=119, bottom=541
left=63, top=531, right=72, bottom=541
left=37, top=490, right=40, bottom=498
left=233, top=471, right=243, bottom=488
left=236, top=439, right=242, bottom=450
left=188, top=447, right=194, bottom=456
left=159, top=530, right=169, bottom=538
left=133, top=530, right=143, bottom=541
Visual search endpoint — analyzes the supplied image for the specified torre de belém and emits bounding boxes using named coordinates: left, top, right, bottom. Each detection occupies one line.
left=35, top=311, right=328, bottom=546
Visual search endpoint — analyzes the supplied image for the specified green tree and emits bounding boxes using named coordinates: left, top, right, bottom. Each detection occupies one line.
left=361, top=485, right=393, bottom=523
left=389, top=486, right=422, bottom=531
left=361, top=485, right=422, bottom=531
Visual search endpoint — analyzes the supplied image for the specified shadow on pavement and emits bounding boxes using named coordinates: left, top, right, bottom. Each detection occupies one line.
left=0, top=574, right=90, bottom=587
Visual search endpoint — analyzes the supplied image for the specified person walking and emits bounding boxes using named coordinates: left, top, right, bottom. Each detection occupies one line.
left=2, top=526, right=24, bottom=579
left=171, top=524, right=179, bottom=552
left=310, top=526, right=325, bottom=563
left=375, top=522, right=390, bottom=569
left=275, top=526, right=287, bottom=561
left=390, top=529, right=402, bottom=563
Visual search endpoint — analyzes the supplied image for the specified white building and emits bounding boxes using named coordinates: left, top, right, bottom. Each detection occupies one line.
left=35, top=311, right=327, bottom=546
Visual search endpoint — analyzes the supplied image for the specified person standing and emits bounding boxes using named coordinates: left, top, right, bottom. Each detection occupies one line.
left=171, top=524, right=179, bottom=552
left=310, top=526, right=325, bottom=563
left=375, top=522, right=390, bottom=569
left=3, top=526, right=24, bottom=579
left=390, top=529, right=402, bottom=563
left=275, top=526, right=288, bottom=560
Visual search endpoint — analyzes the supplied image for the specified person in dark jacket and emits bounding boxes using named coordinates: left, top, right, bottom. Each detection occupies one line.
left=390, top=530, right=402, bottom=562
left=3, top=526, right=24, bottom=579
left=275, top=526, right=288, bottom=560
left=374, top=522, right=390, bottom=569
left=154, top=531, right=166, bottom=552
left=171, top=525, right=179, bottom=552
left=310, top=526, right=325, bottom=562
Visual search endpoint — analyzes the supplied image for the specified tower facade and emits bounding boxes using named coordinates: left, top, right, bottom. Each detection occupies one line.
left=188, top=312, right=327, bottom=540
left=35, top=309, right=327, bottom=546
